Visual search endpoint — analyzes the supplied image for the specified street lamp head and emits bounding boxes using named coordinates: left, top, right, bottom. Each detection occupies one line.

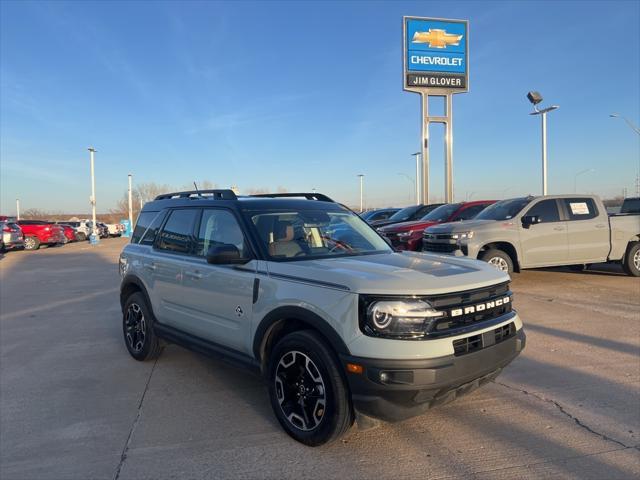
left=609, top=113, right=619, bottom=118
left=411, top=152, right=421, bottom=157
left=527, top=91, right=543, bottom=106
left=88, top=147, right=96, bottom=152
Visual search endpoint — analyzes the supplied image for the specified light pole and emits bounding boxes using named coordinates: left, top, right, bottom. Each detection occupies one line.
left=610, top=113, right=640, bottom=195
left=357, top=174, right=364, bottom=212
left=88, top=147, right=98, bottom=243
left=411, top=152, right=421, bottom=205
left=527, top=91, right=559, bottom=196
left=574, top=168, right=595, bottom=193
left=128, top=173, right=133, bottom=233
left=16, top=199, right=20, bottom=220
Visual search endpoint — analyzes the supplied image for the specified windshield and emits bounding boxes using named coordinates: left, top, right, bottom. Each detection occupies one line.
left=422, top=203, right=461, bottom=222
left=247, top=208, right=392, bottom=261
left=387, top=205, right=419, bottom=222
left=475, top=198, right=531, bottom=221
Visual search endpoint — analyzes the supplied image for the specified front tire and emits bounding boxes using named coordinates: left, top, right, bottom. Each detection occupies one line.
left=267, top=330, right=353, bottom=446
left=23, top=236, right=40, bottom=251
left=622, top=242, right=640, bottom=277
left=479, top=248, right=514, bottom=275
left=122, top=292, right=162, bottom=361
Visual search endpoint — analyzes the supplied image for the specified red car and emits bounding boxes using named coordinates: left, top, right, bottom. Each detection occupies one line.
left=58, top=224, right=78, bottom=242
left=379, top=200, right=495, bottom=251
left=16, top=220, right=67, bottom=250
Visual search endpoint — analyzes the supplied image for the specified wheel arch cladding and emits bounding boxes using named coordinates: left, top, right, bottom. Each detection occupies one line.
left=120, top=275, right=153, bottom=314
left=253, top=306, right=351, bottom=373
left=481, top=242, right=519, bottom=271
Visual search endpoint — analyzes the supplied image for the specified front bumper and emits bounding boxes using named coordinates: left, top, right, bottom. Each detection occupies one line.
left=340, top=327, right=525, bottom=422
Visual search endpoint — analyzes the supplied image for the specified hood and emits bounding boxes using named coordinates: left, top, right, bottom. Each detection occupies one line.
left=266, top=251, right=509, bottom=296
left=369, top=218, right=400, bottom=228
left=426, top=219, right=500, bottom=234
left=379, top=219, right=438, bottom=233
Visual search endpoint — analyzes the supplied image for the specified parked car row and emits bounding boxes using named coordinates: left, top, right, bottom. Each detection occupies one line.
left=366, top=195, right=640, bottom=277
left=0, top=216, right=124, bottom=253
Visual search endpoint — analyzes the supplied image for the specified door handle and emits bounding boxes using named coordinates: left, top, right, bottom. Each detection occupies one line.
left=553, top=226, right=565, bottom=231
left=144, top=263, right=157, bottom=271
left=185, top=270, right=203, bottom=280
left=595, top=224, right=606, bottom=229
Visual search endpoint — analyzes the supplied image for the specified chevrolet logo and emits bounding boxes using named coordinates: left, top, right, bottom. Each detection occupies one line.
left=412, top=29, right=463, bottom=49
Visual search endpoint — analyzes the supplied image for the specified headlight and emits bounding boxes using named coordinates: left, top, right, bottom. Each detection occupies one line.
left=397, top=230, right=415, bottom=238
left=362, top=299, right=444, bottom=339
left=450, top=231, right=474, bottom=240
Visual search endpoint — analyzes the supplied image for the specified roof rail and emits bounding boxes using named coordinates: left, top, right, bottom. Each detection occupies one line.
left=249, top=192, right=335, bottom=203
left=154, top=189, right=238, bottom=201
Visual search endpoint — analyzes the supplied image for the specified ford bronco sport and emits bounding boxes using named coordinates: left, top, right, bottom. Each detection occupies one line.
left=119, top=190, right=525, bottom=445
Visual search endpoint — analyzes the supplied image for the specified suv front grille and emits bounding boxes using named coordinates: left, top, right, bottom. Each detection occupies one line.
left=424, top=282, right=513, bottom=338
left=423, top=242, right=458, bottom=253
left=453, top=322, right=516, bottom=356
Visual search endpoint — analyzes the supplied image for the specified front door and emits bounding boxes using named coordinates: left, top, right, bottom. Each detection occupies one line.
left=177, top=208, right=255, bottom=353
left=519, top=199, right=568, bottom=267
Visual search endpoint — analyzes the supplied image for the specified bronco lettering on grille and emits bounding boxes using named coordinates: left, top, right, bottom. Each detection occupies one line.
left=449, top=295, right=510, bottom=317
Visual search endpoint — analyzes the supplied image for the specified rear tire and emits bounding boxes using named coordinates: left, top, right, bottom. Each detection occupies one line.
left=622, top=242, right=640, bottom=277
left=479, top=248, right=513, bottom=275
left=267, top=330, right=353, bottom=446
left=23, top=236, right=40, bottom=251
left=122, top=292, right=162, bottom=361
left=76, top=232, right=87, bottom=241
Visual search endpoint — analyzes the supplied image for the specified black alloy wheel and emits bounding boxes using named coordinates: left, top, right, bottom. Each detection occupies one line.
left=122, top=292, right=162, bottom=361
left=267, top=330, right=353, bottom=446
left=274, top=350, right=327, bottom=431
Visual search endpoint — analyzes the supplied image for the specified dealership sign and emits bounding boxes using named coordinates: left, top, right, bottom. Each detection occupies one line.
left=403, top=17, right=468, bottom=92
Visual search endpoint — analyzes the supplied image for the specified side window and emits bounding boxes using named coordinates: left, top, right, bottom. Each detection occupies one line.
left=195, top=209, right=246, bottom=257
left=454, top=204, right=487, bottom=221
left=140, top=211, right=166, bottom=246
left=525, top=199, right=560, bottom=223
left=563, top=198, right=599, bottom=221
left=131, top=212, right=156, bottom=244
left=156, top=209, right=198, bottom=254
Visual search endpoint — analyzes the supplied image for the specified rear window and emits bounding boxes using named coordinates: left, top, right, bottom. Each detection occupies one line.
left=156, top=209, right=198, bottom=254
left=131, top=212, right=156, bottom=244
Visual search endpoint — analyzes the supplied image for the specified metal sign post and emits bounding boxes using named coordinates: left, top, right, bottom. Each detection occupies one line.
left=404, top=17, right=468, bottom=204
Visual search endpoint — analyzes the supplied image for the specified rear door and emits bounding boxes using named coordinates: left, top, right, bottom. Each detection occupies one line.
left=150, top=208, right=199, bottom=328
left=519, top=198, right=568, bottom=267
left=177, top=208, right=256, bottom=353
left=561, top=198, right=610, bottom=263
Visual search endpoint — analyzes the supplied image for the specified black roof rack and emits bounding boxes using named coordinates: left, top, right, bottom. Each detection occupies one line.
left=249, top=192, right=335, bottom=203
left=154, top=189, right=237, bottom=201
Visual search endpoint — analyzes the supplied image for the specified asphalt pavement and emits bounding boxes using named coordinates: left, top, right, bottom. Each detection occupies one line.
left=1, top=238, right=639, bottom=479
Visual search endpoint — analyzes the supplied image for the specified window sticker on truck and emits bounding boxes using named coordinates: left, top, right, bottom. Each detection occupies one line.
left=569, top=202, right=590, bottom=215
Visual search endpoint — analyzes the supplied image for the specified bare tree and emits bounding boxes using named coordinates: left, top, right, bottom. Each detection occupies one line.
left=21, top=208, right=51, bottom=219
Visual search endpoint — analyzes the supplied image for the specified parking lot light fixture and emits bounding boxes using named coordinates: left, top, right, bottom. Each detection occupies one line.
left=128, top=174, right=133, bottom=233
left=528, top=91, right=559, bottom=196
left=574, top=168, right=595, bottom=193
left=16, top=199, right=20, bottom=220
left=357, top=174, right=365, bottom=212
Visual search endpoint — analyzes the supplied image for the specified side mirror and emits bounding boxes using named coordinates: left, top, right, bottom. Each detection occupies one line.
left=522, top=215, right=541, bottom=228
left=206, top=244, right=250, bottom=265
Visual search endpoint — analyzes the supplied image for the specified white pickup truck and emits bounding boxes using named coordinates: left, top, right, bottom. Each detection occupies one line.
left=423, top=194, right=640, bottom=276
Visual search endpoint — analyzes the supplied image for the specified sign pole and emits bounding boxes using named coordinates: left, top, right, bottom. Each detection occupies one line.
left=421, top=93, right=430, bottom=204
left=541, top=111, right=548, bottom=195
left=445, top=93, right=454, bottom=202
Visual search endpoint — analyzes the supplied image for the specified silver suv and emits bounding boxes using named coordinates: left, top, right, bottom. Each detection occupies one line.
left=119, top=190, right=526, bottom=445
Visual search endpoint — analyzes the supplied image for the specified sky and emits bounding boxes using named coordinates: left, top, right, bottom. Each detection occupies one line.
left=1, top=0, right=639, bottom=214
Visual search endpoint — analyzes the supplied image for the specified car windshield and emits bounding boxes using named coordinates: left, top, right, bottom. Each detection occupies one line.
left=475, top=198, right=531, bottom=221
left=387, top=205, right=419, bottom=222
left=422, top=203, right=461, bottom=222
left=621, top=198, right=640, bottom=214
left=247, top=208, right=392, bottom=261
